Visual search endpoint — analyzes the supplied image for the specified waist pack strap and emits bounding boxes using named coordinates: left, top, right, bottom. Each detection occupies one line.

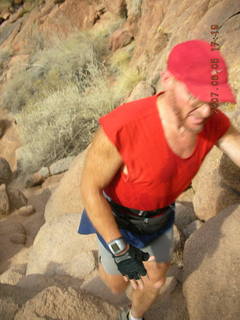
left=103, top=192, right=171, bottom=218
left=103, top=192, right=175, bottom=235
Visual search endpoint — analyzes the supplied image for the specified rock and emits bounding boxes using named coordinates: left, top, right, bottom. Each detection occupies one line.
left=182, top=220, right=203, bottom=238
left=192, top=147, right=240, bottom=220
left=6, top=186, right=28, bottom=211
left=44, top=151, right=86, bottom=222
left=0, top=221, right=26, bottom=269
left=174, top=202, right=197, bottom=232
left=183, top=204, right=240, bottom=320
left=41, top=172, right=64, bottom=190
left=26, top=213, right=97, bottom=280
left=126, top=81, right=155, bottom=102
left=49, top=156, right=75, bottom=175
left=14, top=286, right=118, bottom=320
left=81, top=270, right=128, bottom=306
left=0, top=295, right=19, bottom=320
left=0, top=120, right=7, bottom=138
left=0, top=184, right=10, bottom=216
left=103, top=0, right=127, bottom=16
left=10, top=232, right=26, bottom=245
left=176, top=187, right=194, bottom=203
left=16, top=205, right=35, bottom=217
left=126, top=0, right=142, bottom=19
left=145, top=281, right=188, bottom=320
left=0, top=157, right=12, bottom=185
left=109, top=28, right=133, bottom=51
left=38, top=166, right=50, bottom=178
left=25, top=172, right=46, bottom=188
left=218, top=153, right=240, bottom=194
left=0, top=264, right=26, bottom=285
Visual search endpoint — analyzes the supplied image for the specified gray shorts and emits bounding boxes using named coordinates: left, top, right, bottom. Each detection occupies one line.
left=98, top=227, right=174, bottom=275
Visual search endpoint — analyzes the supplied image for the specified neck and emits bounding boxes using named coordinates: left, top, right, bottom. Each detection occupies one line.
left=157, top=94, right=186, bottom=134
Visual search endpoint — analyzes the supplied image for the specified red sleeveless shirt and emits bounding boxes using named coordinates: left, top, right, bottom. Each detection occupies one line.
left=99, top=93, right=230, bottom=210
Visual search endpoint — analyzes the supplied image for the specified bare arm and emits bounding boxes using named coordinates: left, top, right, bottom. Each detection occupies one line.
left=80, top=127, right=123, bottom=243
left=216, top=124, right=240, bottom=166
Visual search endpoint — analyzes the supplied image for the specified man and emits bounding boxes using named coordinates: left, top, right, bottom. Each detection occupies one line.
left=78, top=40, right=239, bottom=320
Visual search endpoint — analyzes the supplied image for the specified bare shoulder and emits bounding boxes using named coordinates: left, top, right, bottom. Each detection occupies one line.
left=81, top=127, right=123, bottom=189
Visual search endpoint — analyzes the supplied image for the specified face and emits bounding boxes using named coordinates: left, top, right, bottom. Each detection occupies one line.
left=165, top=76, right=217, bottom=133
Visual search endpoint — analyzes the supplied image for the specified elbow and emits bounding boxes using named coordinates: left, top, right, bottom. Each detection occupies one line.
left=80, top=178, right=103, bottom=207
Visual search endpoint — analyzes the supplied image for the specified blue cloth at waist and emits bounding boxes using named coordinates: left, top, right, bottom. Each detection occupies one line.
left=78, top=208, right=175, bottom=251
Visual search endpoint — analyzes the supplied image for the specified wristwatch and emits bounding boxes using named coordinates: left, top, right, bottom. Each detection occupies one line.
left=107, top=237, right=127, bottom=255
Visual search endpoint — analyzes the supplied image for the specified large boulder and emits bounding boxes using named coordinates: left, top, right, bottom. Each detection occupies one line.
left=183, top=204, right=240, bottom=320
left=44, top=150, right=87, bottom=222
left=15, top=286, right=118, bottom=320
left=192, top=147, right=240, bottom=220
left=126, top=81, right=155, bottom=102
left=0, top=220, right=26, bottom=273
left=0, top=157, right=12, bottom=184
left=26, top=213, right=97, bottom=280
left=103, top=0, right=127, bottom=16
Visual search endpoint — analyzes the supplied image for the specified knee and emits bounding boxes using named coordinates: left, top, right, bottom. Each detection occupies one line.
left=98, top=264, right=128, bottom=295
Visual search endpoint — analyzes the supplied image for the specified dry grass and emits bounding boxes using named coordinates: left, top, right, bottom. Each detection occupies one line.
left=1, top=32, right=106, bottom=113
left=16, top=75, right=114, bottom=172
left=12, top=30, right=116, bottom=172
left=1, top=16, right=141, bottom=174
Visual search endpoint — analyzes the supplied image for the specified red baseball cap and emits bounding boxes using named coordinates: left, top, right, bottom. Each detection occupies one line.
left=167, top=40, right=236, bottom=103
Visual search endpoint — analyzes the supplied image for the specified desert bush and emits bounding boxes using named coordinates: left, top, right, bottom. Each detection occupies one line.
left=1, top=31, right=107, bottom=113
left=16, top=66, right=114, bottom=172
left=0, top=0, right=12, bottom=11
left=112, top=65, right=144, bottom=103
left=2, top=16, right=138, bottom=174
left=108, top=42, right=144, bottom=103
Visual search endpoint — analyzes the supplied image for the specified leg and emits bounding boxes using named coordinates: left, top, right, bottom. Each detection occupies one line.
left=130, top=227, right=174, bottom=317
left=98, top=238, right=128, bottom=294
left=98, top=262, right=128, bottom=294
left=130, top=260, right=170, bottom=318
left=97, top=227, right=173, bottom=318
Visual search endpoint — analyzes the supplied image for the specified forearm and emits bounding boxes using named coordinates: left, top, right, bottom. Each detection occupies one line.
left=81, top=186, right=122, bottom=243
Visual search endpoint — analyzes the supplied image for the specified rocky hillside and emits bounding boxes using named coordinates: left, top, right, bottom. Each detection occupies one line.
left=0, top=0, right=240, bottom=319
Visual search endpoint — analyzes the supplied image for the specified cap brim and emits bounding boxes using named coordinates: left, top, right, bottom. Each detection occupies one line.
left=186, top=82, right=236, bottom=104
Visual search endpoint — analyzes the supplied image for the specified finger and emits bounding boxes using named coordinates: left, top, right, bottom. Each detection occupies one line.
left=123, top=276, right=129, bottom=282
left=130, top=279, right=138, bottom=290
left=153, top=279, right=165, bottom=289
left=147, top=255, right=156, bottom=262
left=136, top=278, right=144, bottom=290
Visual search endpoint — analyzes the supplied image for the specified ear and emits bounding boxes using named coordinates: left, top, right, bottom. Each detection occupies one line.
left=160, top=70, right=175, bottom=90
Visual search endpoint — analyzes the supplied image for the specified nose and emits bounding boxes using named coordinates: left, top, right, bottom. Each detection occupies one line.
left=198, top=103, right=212, bottom=118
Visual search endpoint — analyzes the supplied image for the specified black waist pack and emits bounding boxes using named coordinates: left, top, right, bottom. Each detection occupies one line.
left=107, top=199, right=175, bottom=235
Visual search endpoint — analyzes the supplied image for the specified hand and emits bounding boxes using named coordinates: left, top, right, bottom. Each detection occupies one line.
left=113, top=245, right=150, bottom=288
